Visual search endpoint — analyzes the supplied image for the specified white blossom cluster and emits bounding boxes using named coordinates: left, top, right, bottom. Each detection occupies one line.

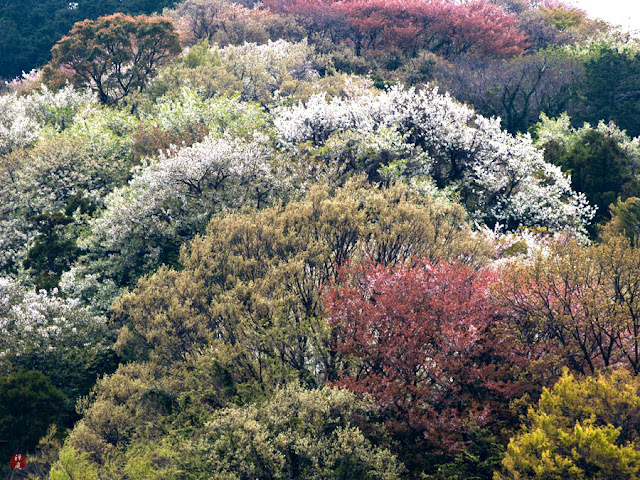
left=0, top=93, right=41, bottom=155
left=59, top=264, right=121, bottom=314
left=0, top=85, right=96, bottom=155
left=18, top=140, right=127, bottom=215
left=21, top=85, right=97, bottom=129
left=274, top=86, right=595, bottom=233
left=0, top=218, right=34, bottom=274
left=0, top=277, right=109, bottom=393
left=218, top=39, right=319, bottom=102
left=481, top=225, right=572, bottom=270
left=84, top=134, right=297, bottom=283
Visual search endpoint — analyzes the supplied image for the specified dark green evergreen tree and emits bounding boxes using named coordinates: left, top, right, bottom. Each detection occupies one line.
left=544, top=130, right=640, bottom=228
left=573, top=45, right=640, bottom=138
left=0, top=371, right=67, bottom=461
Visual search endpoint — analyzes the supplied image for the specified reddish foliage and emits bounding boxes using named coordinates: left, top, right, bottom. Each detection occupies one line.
left=265, top=0, right=529, bottom=57
left=497, top=255, right=640, bottom=377
left=323, top=259, right=543, bottom=455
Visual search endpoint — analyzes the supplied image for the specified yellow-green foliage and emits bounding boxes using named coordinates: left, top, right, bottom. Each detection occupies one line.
left=49, top=447, right=99, bottom=480
left=496, top=369, right=640, bottom=480
left=609, top=196, right=640, bottom=244
left=540, top=6, right=587, bottom=32
left=61, top=352, right=237, bottom=473
left=150, top=38, right=350, bottom=105
left=151, top=39, right=324, bottom=105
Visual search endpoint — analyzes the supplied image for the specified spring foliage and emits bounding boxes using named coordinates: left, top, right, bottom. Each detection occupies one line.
left=0, top=2, right=637, bottom=477
left=497, top=369, right=640, bottom=480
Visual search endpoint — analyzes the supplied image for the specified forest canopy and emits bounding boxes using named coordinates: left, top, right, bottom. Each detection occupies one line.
left=3, top=0, right=640, bottom=479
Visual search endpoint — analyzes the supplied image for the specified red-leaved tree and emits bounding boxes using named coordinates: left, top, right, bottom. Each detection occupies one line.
left=323, top=259, right=545, bottom=462
left=266, top=0, right=529, bottom=57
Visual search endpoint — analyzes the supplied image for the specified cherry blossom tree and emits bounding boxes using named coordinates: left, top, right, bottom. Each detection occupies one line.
left=82, top=134, right=297, bottom=287
left=266, top=0, right=528, bottom=57
left=0, top=277, right=111, bottom=399
left=324, top=259, right=544, bottom=473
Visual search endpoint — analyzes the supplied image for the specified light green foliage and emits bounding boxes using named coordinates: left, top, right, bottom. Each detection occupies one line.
left=534, top=113, right=640, bottom=227
left=66, top=88, right=276, bottom=301
left=139, top=86, right=267, bottom=138
left=60, top=353, right=236, bottom=474
left=152, top=39, right=327, bottom=104
left=62, top=103, right=138, bottom=169
left=19, top=133, right=132, bottom=214
left=610, top=196, right=640, bottom=242
left=540, top=5, right=589, bottom=32
left=497, top=369, right=640, bottom=479
left=60, top=362, right=399, bottom=478
left=190, top=384, right=403, bottom=479
left=49, top=447, right=99, bottom=480
left=21, top=425, right=64, bottom=480
left=67, top=362, right=178, bottom=464
left=20, top=85, right=97, bottom=133
left=0, top=85, right=95, bottom=156
left=534, top=113, right=640, bottom=163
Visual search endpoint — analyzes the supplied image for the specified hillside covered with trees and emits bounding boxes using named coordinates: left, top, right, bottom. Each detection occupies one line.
left=3, top=0, right=640, bottom=479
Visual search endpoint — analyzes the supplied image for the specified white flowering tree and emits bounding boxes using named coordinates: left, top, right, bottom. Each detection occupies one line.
left=81, top=134, right=299, bottom=288
left=274, top=86, right=595, bottom=233
left=0, top=96, right=42, bottom=156
left=218, top=39, right=319, bottom=102
left=0, top=88, right=137, bottom=276
left=0, top=85, right=95, bottom=156
left=0, top=277, right=111, bottom=399
left=0, top=123, right=136, bottom=275
left=153, top=39, right=322, bottom=104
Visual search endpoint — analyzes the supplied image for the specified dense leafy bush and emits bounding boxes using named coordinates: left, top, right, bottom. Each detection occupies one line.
left=497, top=369, right=640, bottom=480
